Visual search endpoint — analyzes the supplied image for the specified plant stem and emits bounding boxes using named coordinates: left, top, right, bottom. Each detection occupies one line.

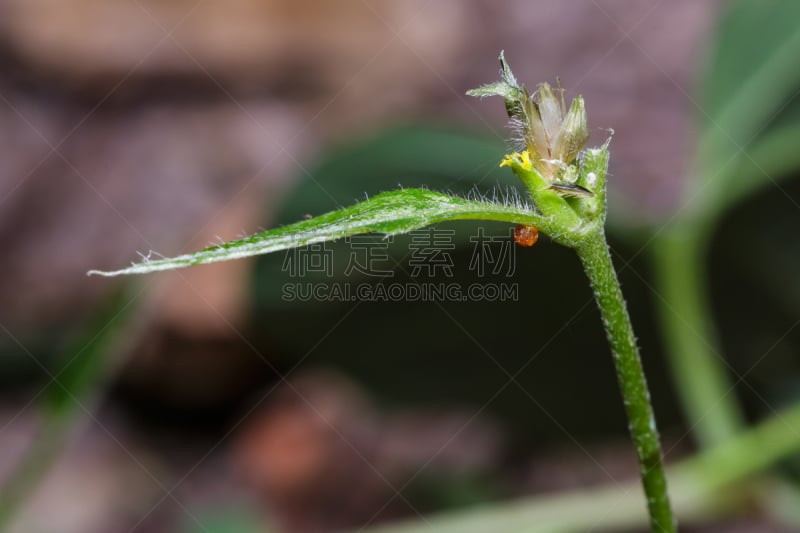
left=575, top=229, right=676, bottom=533
left=0, top=287, right=140, bottom=529
left=650, top=227, right=743, bottom=448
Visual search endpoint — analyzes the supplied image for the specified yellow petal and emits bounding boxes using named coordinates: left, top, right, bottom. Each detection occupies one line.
left=519, top=150, right=533, bottom=171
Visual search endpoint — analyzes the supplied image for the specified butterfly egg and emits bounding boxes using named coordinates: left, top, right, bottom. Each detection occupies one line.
left=514, top=224, right=539, bottom=247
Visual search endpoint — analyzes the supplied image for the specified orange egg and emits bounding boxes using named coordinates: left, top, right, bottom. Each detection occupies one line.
left=514, top=224, right=539, bottom=247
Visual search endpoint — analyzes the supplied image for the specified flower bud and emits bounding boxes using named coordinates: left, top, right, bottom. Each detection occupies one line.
left=553, top=96, right=589, bottom=165
left=536, top=82, right=563, bottom=142
left=525, top=83, right=588, bottom=180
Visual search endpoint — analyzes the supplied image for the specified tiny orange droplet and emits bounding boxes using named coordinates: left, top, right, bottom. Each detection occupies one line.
left=514, top=224, right=539, bottom=247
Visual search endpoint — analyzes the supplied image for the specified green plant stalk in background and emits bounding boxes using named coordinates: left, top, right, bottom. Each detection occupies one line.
left=651, top=228, right=744, bottom=449
left=0, top=287, right=141, bottom=530
left=367, top=400, right=800, bottom=533
left=651, top=0, right=800, bottom=451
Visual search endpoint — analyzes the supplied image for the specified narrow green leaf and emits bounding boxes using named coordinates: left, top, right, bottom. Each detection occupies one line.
left=465, top=81, right=520, bottom=101
left=468, top=51, right=527, bottom=120
left=88, top=189, right=544, bottom=277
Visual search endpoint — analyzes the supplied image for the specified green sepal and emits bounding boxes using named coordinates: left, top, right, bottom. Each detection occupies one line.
left=575, top=140, right=611, bottom=222
left=508, top=164, right=582, bottom=235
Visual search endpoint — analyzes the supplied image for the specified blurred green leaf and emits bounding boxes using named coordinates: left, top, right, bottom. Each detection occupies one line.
left=697, top=0, right=800, bottom=214
left=274, top=125, right=515, bottom=224
left=719, top=122, right=800, bottom=209
left=648, top=0, right=800, bottom=450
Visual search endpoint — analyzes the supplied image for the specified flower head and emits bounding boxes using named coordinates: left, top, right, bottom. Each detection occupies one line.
left=468, top=51, right=611, bottom=237
left=467, top=52, right=588, bottom=182
left=524, top=82, right=588, bottom=180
